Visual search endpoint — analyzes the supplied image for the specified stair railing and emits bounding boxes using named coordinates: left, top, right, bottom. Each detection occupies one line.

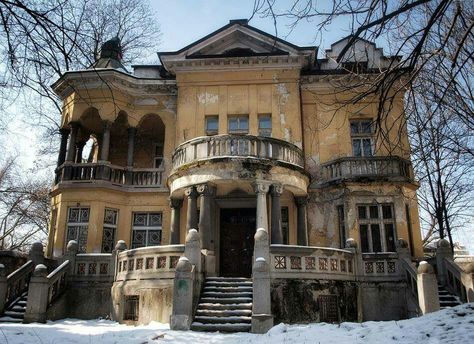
left=400, top=257, right=418, bottom=303
left=47, top=260, right=70, bottom=306
left=4, top=260, right=34, bottom=309
left=443, top=258, right=467, bottom=302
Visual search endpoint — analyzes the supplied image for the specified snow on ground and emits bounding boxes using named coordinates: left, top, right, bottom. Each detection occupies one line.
left=0, top=304, right=473, bottom=344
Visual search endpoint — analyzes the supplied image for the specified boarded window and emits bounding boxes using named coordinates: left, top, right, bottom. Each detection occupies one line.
left=123, top=295, right=139, bottom=321
left=318, top=294, right=339, bottom=323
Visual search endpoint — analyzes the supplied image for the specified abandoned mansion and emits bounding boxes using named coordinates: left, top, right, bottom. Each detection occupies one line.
left=0, top=19, right=472, bottom=333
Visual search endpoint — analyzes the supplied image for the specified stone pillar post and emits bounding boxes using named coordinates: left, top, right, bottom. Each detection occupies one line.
left=63, top=240, right=78, bottom=275
left=417, top=261, right=440, bottom=314
left=24, top=264, right=49, bottom=323
left=169, top=198, right=183, bottom=245
left=57, top=128, right=70, bottom=167
left=197, top=183, right=215, bottom=250
left=252, top=229, right=273, bottom=333
left=185, top=186, right=199, bottom=232
left=0, top=264, right=6, bottom=315
left=29, top=242, right=45, bottom=267
left=65, top=122, right=79, bottom=162
left=100, top=121, right=112, bottom=161
left=295, top=196, right=308, bottom=246
left=255, top=181, right=270, bottom=231
left=184, top=229, right=201, bottom=273
left=436, top=238, right=453, bottom=285
left=270, top=184, right=283, bottom=244
left=111, top=240, right=127, bottom=280
left=462, top=263, right=474, bottom=302
left=126, top=127, right=136, bottom=168
left=170, top=257, right=194, bottom=330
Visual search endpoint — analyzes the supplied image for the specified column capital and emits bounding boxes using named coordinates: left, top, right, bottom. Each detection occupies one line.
left=254, top=181, right=271, bottom=194
left=69, top=121, right=80, bottom=130
left=196, top=183, right=216, bottom=196
left=169, top=198, right=183, bottom=209
left=127, top=126, right=137, bottom=134
left=270, top=184, right=283, bottom=196
left=102, top=120, right=112, bottom=131
left=184, top=186, right=198, bottom=198
left=295, top=196, right=308, bottom=206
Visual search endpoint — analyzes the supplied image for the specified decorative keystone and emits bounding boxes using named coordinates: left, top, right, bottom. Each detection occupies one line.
left=67, top=240, right=79, bottom=253
left=33, top=264, right=48, bottom=277
left=115, top=240, right=127, bottom=251
left=417, top=261, right=434, bottom=274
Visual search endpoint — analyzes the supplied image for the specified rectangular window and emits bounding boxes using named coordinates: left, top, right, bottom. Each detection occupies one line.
left=205, top=116, right=218, bottom=135
left=281, top=207, right=289, bottom=245
left=153, top=144, right=164, bottom=169
left=337, top=205, right=346, bottom=248
left=66, top=207, right=89, bottom=253
left=350, top=120, right=374, bottom=157
left=123, top=295, right=139, bottom=321
left=358, top=203, right=396, bottom=253
left=258, top=115, right=272, bottom=137
left=228, top=115, right=249, bottom=134
left=101, top=208, right=118, bottom=253
left=131, top=212, right=162, bottom=248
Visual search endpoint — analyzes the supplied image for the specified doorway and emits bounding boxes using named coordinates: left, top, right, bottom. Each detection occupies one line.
left=219, top=208, right=256, bottom=277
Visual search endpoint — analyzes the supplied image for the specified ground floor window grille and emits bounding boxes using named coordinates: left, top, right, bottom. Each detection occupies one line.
left=358, top=203, right=396, bottom=253
left=131, top=212, right=162, bottom=248
left=102, top=208, right=118, bottom=253
left=123, top=295, right=139, bottom=321
left=318, top=294, right=339, bottom=322
left=281, top=207, right=289, bottom=244
left=66, top=207, right=89, bottom=253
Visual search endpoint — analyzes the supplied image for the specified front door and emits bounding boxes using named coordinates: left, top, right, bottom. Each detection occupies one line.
left=220, top=208, right=256, bottom=277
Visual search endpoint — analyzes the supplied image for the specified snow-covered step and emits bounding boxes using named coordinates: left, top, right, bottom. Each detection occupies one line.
left=190, top=322, right=252, bottom=333
left=196, top=309, right=252, bottom=317
left=205, top=281, right=253, bottom=287
left=204, top=286, right=253, bottom=292
left=197, top=303, right=252, bottom=310
left=194, top=315, right=252, bottom=324
left=3, top=311, right=25, bottom=319
left=206, top=277, right=251, bottom=282
left=202, top=291, right=252, bottom=298
left=200, top=297, right=253, bottom=304
left=0, top=316, right=23, bottom=323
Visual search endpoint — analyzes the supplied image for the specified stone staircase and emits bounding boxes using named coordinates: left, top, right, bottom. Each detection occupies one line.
left=0, top=291, right=28, bottom=323
left=438, top=284, right=461, bottom=309
left=191, top=277, right=253, bottom=332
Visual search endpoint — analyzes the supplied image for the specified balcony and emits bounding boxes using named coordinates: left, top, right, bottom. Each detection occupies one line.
left=319, top=156, right=414, bottom=185
left=55, top=162, right=164, bottom=189
left=172, top=134, right=305, bottom=172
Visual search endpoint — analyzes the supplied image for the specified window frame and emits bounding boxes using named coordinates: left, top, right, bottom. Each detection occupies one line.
left=66, top=207, right=90, bottom=253
left=258, top=114, right=272, bottom=137
left=153, top=143, right=164, bottom=169
left=205, top=115, right=219, bottom=136
left=131, top=212, right=163, bottom=249
left=350, top=119, right=374, bottom=157
left=101, top=208, right=118, bottom=253
left=357, top=203, right=397, bottom=253
left=228, top=115, right=249, bottom=134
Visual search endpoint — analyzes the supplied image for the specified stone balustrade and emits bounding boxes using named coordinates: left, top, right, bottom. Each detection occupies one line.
left=360, top=253, right=400, bottom=279
left=400, top=257, right=418, bottom=301
left=55, top=162, right=164, bottom=188
left=444, top=258, right=467, bottom=302
left=172, top=134, right=305, bottom=171
left=5, top=260, right=34, bottom=309
left=72, top=253, right=114, bottom=281
left=47, top=260, right=70, bottom=305
left=269, top=245, right=355, bottom=280
left=319, top=156, right=413, bottom=184
left=116, top=245, right=185, bottom=281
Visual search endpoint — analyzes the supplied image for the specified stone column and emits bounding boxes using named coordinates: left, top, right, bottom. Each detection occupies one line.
left=436, top=238, right=453, bottom=285
left=0, top=264, right=6, bottom=315
left=197, top=183, right=215, bottom=250
left=169, top=198, right=183, bottom=245
left=255, top=181, right=271, bottom=231
left=417, top=261, right=440, bottom=314
left=100, top=121, right=112, bottom=161
left=65, top=122, right=79, bottom=162
left=75, top=141, right=86, bottom=163
left=185, top=186, right=199, bottom=231
left=270, top=184, right=283, bottom=244
left=126, top=126, right=136, bottom=167
left=57, top=128, right=70, bottom=167
left=24, top=264, right=49, bottom=323
left=295, top=196, right=308, bottom=246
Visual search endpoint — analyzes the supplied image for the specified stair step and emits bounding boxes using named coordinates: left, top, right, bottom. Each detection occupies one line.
left=202, top=291, right=252, bottom=298
left=196, top=309, right=252, bottom=317
left=194, top=315, right=252, bottom=324
left=200, top=297, right=252, bottom=304
left=197, top=303, right=253, bottom=310
left=191, top=322, right=251, bottom=333
left=206, top=277, right=251, bottom=282
left=205, top=281, right=253, bottom=287
left=17, top=301, right=27, bottom=306
left=204, top=286, right=253, bottom=292
left=0, top=316, right=23, bottom=323
left=4, top=311, right=24, bottom=319
left=11, top=305, right=26, bottom=312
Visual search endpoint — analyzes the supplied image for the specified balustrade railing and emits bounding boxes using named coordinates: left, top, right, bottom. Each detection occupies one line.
left=269, top=245, right=355, bottom=280
left=444, top=258, right=466, bottom=302
left=400, top=258, right=418, bottom=301
left=320, top=156, right=413, bottom=184
left=47, top=260, right=69, bottom=305
left=55, top=163, right=164, bottom=188
left=73, top=253, right=114, bottom=280
left=5, top=260, right=34, bottom=308
left=116, top=245, right=185, bottom=281
left=172, top=135, right=305, bottom=171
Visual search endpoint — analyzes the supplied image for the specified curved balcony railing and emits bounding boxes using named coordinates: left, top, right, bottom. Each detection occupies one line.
left=172, top=134, right=305, bottom=171
left=319, top=156, right=413, bottom=184
left=55, top=162, right=164, bottom=188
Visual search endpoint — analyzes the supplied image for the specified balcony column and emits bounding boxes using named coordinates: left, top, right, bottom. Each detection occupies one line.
left=65, top=122, right=79, bottom=162
left=169, top=198, right=183, bottom=245
left=185, top=186, right=199, bottom=232
left=270, top=184, right=284, bottom=244
left=255, top=181, right=271, bottom=231
left=100, top=121, right=112, bottom=161
left=75, top=141, right=86, bottom=163
left=295, top=196, right=308, bottom=246
left=57, top=128, right=70, bottom=167
left=126, top=126, right=136, bottom=168
left=197, top=183, right=215, bottom=250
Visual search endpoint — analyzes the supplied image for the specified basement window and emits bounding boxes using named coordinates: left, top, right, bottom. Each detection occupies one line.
left=123, top=295, right=139, bottom=321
